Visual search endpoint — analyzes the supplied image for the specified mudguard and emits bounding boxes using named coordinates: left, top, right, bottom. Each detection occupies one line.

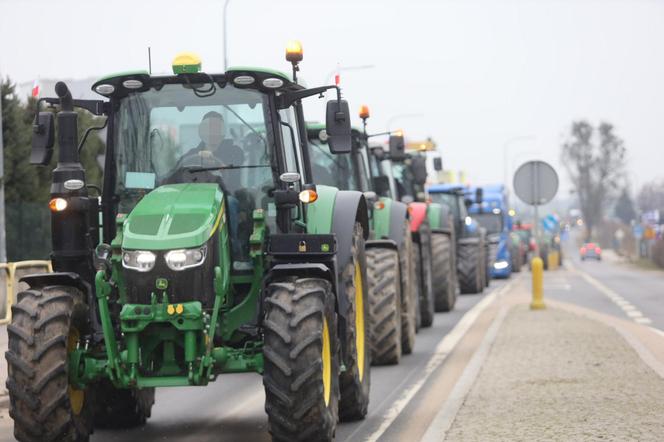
left=306, top=185, right=369, bottom=362
left=372, top=198, right=409, bottom=251
left=408, top=202, right=428, bottom=233
left=20, top=272, right=90, bottom=294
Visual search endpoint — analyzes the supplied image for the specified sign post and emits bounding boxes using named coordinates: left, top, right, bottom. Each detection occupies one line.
left=513, top=160, right=559, bottom=310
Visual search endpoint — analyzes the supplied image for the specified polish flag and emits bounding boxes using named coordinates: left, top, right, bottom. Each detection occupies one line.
left=31, top=79, right=40, bottom=98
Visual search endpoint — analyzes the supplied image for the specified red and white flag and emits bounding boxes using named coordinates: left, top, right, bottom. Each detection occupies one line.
left=31, top=79, right=40, bottom=98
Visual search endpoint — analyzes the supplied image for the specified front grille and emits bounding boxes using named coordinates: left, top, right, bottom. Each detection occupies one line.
left=123, top=235, right=218, bottom=308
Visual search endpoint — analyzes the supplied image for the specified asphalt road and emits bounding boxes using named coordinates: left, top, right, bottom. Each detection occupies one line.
left=0, top=282, right=506, bottom=441
left=546, top=239, right=664, bottom=333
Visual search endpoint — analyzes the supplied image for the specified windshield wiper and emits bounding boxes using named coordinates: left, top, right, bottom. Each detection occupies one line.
left=186, top=164, right=270, bottom=173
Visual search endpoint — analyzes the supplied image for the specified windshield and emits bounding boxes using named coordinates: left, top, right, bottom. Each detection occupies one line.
left=430, top=192, right=459, bottom=218
left=308, top=137, right=358, bottom=190
left=392, top=163, right=415, bottom=200
left=473, top=213, right=504, bottom=234
left=113, top=83, right=274, bottom=213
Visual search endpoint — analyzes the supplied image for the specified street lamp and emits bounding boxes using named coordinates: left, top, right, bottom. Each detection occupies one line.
left=223, top=0, right=231, bottom=70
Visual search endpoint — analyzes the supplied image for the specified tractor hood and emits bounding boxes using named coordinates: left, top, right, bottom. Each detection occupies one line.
left=122, top=183, right=224, bottom=250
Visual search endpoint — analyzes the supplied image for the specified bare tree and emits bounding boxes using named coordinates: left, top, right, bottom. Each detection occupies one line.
left=562, top=121, right=626, bottom=240
left=637, top=179, right=664, bottom=215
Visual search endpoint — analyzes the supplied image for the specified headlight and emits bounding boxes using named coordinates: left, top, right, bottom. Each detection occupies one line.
left=122, top=250, right=156, bottom=272
left=493, top=260, right=509, bottom=270
left=165, top=246, right=207, bottom=271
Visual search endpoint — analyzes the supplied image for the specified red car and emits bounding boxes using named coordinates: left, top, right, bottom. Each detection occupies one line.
left=580, top=243, right=602, bottom=261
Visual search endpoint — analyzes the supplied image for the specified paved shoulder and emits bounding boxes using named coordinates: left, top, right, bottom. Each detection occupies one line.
left=445, top=305, right=664, bottom=441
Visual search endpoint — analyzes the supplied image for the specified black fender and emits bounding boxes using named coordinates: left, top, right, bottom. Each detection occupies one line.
left=365, top=239, right=398, bottom=251
left=387, top=200, right=409, bottom=251
left=332, top=190, right=369, bottom=275
left=331, top=190, right=369, bottom=364
left=20, top=272, right=90, bottom=294
left=20, top=272, right=102, bottom=340
left=266, top=263, right=336, bottom=290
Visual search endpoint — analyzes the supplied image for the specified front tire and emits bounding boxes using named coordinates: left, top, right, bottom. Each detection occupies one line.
left=432, top=233, right=457, bottom=312
left=338, top=223, right=371, bottom=422
left=263, top=278, right=339, bottom=442
left=6, top=285, right=93, bottom=442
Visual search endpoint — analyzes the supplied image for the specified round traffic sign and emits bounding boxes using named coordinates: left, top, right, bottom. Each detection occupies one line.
left=513, top=160, right=558, bottom=206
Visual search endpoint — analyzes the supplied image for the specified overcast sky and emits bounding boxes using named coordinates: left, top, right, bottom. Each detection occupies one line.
left=1, top=0, right=663, bottom=198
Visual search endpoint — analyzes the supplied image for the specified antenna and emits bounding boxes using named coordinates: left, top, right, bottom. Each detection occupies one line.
left=148, top=47, right=152, bottom=75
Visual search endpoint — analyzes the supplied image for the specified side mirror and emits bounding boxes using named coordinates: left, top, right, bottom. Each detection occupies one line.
left=30, top=112, right=55, bottom=165
left=433, top=157, right=443, bottom=171
left=388, top=134, right=406, bottom=161
left=372, top=176, right=390, bottom=197
left=475, top=187, right=483, bottom=204
left=411, top=156, right=428, bottom=185
left=326, top=99, right=351, bottom=154
left=464, top=198, right=473, bottom=207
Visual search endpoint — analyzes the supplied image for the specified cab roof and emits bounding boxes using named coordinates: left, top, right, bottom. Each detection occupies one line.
left=92, top=66, right=302, bottom=99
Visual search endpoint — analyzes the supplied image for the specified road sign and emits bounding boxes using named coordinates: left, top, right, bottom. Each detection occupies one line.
left=633, top=224, right=644, bottom=239
left=513, top=160, right=559, bottom=206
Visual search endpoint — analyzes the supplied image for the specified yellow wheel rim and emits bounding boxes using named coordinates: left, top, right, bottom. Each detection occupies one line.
left=322, top=318, right=332, bottom=406
left=354, top=261, right=365, bottom=381
left=67, top=327, right=85, bottom=415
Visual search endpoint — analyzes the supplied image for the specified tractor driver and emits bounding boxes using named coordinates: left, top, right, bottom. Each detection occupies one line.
left=181, top=112, right=248, bottom=262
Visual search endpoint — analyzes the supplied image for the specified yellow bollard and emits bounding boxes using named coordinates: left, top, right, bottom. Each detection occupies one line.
left=530, top=257, right=546, bottom=310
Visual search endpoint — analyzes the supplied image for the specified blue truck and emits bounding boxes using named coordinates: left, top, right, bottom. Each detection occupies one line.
left=465, top=185, right=513, bottom=279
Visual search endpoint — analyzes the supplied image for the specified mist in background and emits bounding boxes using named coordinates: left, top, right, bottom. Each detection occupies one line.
left=1, top=0, right=662, bottom=199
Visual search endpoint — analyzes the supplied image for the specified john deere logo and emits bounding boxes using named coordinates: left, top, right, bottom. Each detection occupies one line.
left=156, top=278, right=169, bottom=290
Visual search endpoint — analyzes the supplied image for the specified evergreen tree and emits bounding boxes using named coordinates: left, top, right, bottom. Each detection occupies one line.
left=614, top=187, right=637, bottom=225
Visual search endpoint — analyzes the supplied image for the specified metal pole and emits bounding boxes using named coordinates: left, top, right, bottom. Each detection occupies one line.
left=223, top=0, right=231, bottom=70
left=0, top=76, right=6, bottom=262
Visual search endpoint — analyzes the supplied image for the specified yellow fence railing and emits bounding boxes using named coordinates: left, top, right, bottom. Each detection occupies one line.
left=0, top=260, right=53, bottom=325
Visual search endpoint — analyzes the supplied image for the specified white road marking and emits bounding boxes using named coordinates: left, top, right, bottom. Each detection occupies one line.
left=420, top=306, right=509, bottom=442
left=362, top=278, right=519, bottom=442
left=568, top=263, right=654, bottom=327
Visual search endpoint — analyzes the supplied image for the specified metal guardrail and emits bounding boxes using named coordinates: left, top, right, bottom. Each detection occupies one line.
left=0, top=260, right=53, bottom=325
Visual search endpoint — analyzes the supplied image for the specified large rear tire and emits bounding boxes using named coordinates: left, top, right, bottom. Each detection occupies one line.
left=6, top=286, right=93, bottom=442
left=338, top=223, right=371, bottom=422
left=92, top=381, right=155, bottom=428
left=432, top=233, right=457, bottom=312
left=263, top=278, right=339, bottom=442
left=400, top=225, right=417, bottom=355
left=457, top=238, right=484, bottom=294
left=367, top=247, right=402, bottom=366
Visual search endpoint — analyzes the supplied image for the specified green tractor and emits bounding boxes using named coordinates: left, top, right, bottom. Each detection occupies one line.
left=6, top=47, right=372, bottom=441
left=367, top=134, right=457, bottom=327
left=306, top=105, right=415, bottom=364
left=426, top=184, right=487, bottom=294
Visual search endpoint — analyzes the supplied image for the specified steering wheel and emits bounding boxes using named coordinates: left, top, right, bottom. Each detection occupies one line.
left=163, top=150, right=226, bottom=185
